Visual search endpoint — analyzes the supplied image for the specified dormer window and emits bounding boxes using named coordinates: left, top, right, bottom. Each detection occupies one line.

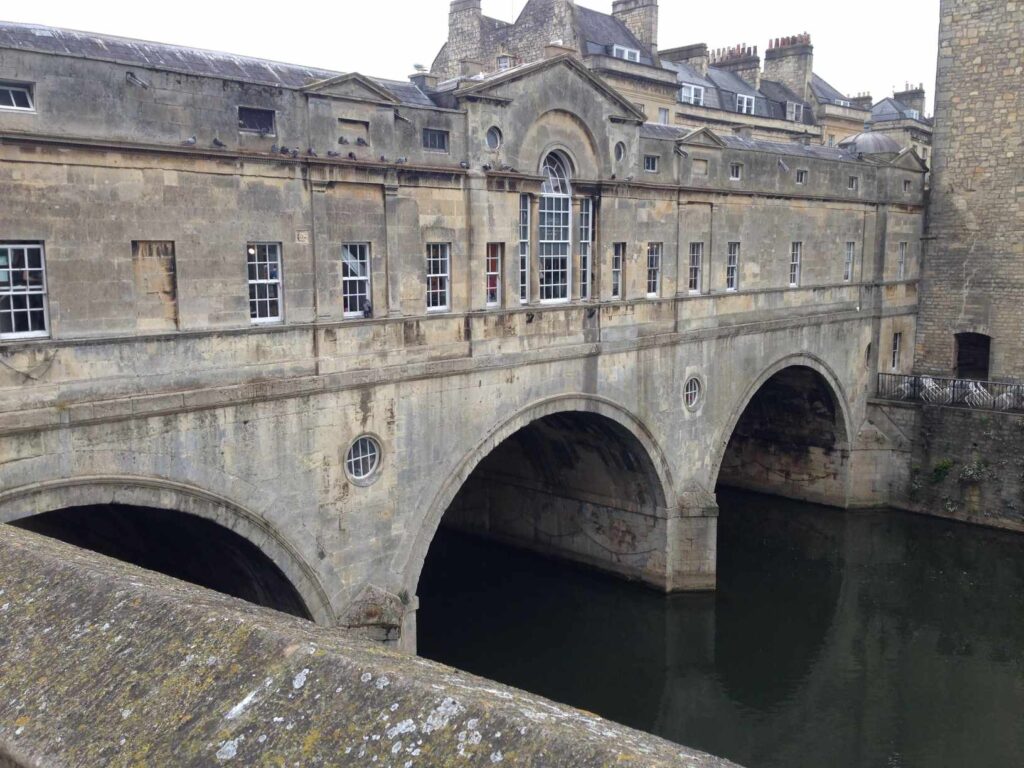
left=238, top=107, right=275, bottom=136
left=835, top=98, right=851, bottom=107
left=0, top=81, right=34, bottom=111
left=786, top=102, right=804, bottom=122
left=613, top=45, right=640, bottom=62
left=497, top=55, right=513, bottom=71
left=907, top=108, right=921, bottom=120
left=736, top=94, right=755, bottom=115
left=680, top=84, right=705, bottom=106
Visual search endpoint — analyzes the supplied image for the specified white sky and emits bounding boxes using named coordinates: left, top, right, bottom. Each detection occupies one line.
left=2, top=0, right=940, bottom=113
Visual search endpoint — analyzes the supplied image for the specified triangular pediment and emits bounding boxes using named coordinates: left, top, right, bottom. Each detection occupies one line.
left=891, top=146, right=928, bottom=172
left=455, top=55, right=646, bottom=122
left=677, top=127, right=727, bottom=148
left=303, top=73, right=399, bottom=104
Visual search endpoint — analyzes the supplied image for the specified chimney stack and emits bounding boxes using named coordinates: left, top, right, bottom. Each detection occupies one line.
left=660, top=43, right=709, bottom=76
left=894, top=83, right=926, bottom=115
left=763, top=33, right=813, bottom=102
left=710, top=44, right=761, bottom=90
left=612, top=0, right=659, bottom=56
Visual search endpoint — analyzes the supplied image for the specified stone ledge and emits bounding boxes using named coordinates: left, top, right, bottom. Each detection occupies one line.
left=0, top=525, right=742, bottom=768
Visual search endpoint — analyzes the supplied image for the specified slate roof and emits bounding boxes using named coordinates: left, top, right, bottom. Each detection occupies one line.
left=871, top=96, right=927, bottom=124
left=0, top=20, right=433, bottom=106
left=810, top=73, right=850, bottom=105
left=759, top=79, right=815, bottom=125
left=640, top=123, right=860, bottom=162
left=575, top=5, right=655, bottom=65
left=663, top=60, right=722, bottom=110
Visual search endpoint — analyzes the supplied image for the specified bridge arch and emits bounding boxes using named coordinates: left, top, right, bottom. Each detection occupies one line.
left=712, top=354, right=854, bottom=507
left=0, top=476, right=334, bottom=624
left=400, top=394, right=678, bottom=597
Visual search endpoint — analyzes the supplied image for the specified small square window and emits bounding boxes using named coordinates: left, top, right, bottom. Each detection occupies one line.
left=658, top=108, right=670, bottom=125
left=423, top=128, right=450, bottom=153
left=848, top=176, right=859, bottom=192
left=0, top=81, right=34, bottom=111
left=786, top=102, right=804, bottom=122
left=730, top=163, right=743, bottom=181
left=736, top=94, right=755, bottom=115
left=680, top=84, right=704, bottom=107
left=238, top=107, right=275, bottom=135
left=796, top=169, right=808, bottom=184
left=644, top=155, right=660, bottom=173
left=613, top=45, right=641, bottom=62
left=693, top=158, right=709, bottom=176
left=497, top=55, right=513, bottom=71
left=903, top=179, right=913, bottom=193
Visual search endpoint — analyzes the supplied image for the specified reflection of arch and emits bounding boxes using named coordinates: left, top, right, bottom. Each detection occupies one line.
left=397, top=395, right=677, bottom=594
left=0, top=476, right=334, bottom=624
left=710, top=354, right=853, bottom=496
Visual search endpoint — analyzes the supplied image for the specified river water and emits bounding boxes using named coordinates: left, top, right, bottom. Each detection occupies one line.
left=418, top=490, right=1024, bottom=768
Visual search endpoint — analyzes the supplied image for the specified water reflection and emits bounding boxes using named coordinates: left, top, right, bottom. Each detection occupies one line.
left=418, top=490, right=1024, bottom=768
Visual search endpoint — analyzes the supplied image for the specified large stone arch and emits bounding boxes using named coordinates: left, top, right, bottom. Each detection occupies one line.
left=710, top=354, right=855, bottom=506
left=0, top=475, right=335, bottom=624
left=517, top=109, right=602, bottom=180
left=397, top=394, right=678, bottom=598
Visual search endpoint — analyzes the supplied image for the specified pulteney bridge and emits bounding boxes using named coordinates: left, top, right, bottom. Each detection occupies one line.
left=0, top=28, right=922, bottom=651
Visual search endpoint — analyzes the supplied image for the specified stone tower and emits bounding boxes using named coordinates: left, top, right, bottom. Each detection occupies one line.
left=915, top=0, right=1024, bottom=379
left=763, top=34, right=813, bottom=101
left=611, top=0, right=658, bottom=54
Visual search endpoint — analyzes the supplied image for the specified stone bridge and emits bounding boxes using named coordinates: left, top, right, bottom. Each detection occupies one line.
left=0, top=298, right=900, bottom=650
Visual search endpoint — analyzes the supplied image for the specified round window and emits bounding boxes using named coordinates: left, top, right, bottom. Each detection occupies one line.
left=615, top=142, right=626, bottom=162
left=486, top=126, right=503, bottom=151
left=346, top=435, right=382, bottom=483
left=684, top=378, right=703, bottom=411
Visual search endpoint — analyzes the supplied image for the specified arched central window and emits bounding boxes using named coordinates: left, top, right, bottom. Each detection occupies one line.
left=539, top=152, right=572, bottom=302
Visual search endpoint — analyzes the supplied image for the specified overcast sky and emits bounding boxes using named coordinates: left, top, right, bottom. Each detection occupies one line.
left=2, top=0, right=940, bottom=113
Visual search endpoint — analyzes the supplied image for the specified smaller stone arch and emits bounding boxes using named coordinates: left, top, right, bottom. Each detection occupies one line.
left=0, top=476, right=335, bottom=624
left=711, top=354, right=854, bottom=507
left=397, top=394, right=678, bottom=597
left=518, top=109, right=602, bottom=180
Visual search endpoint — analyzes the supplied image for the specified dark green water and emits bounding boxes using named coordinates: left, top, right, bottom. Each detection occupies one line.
left=417, top=491, right=1024, bottom=768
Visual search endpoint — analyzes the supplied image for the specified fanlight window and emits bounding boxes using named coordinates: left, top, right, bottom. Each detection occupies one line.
left=538, top=153, right=572, bottom=302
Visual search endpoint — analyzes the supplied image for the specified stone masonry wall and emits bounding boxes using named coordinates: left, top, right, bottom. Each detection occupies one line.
left=915, top=0, right=1024, bottom=378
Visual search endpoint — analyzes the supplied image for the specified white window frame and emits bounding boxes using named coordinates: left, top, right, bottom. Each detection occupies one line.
left=345, top=435, right=382, bottom=484
left=341, top=243, right=371, bottom=318
left=786, top=102, right=804, bottom=122
left=688, top=242, right=703, bottom=294
left=647, top=242, right=662, bottom=298
left=729, top=163, right=743, bottom=181
left=844, top=241, right=856, bottom=282
left=426, top=242, right=451, bottom=312
left=898, top=241, right=908, bottom=280
left=796, top=169, right=808, bottom=185
left=0, top=242, right=49, bottom=340
left=612, top=242, right=625, bottom=300
left=726, top=242, right=740, bottom=292
left=613, top=45, right=640, bottom=62
left=658, top=108, right=670, bottom=125
left=539, top=153, right=572, bottom=304
left=907, top=108, right=921, bottom=120
left=0, top=81, right=34, bottom=112
left=835, top=99, right=852, bottom=108
left=422, top=128, right=450, bottom=153
left=247, top=242, right=283, bottom=324
left=684, top=378, right=702, bottom=410
left=497, top=55, right=513, bottom=71
left=903, top=179, right=913, bottom=193
left=644, top=155, right=659, bottom=173
left=736, top=94, right=755, bottom=115
left=579, top=198, right=594, bottom=300
left=848, top=176, right=860, bottom=192
left=486, top=242, right=503, bottom=307
left=680, top=84, right=705, bottom=106
left=518, top=194, right=530, bottom=304
left=828, top=134, right=836, bottom=147
left=790, top=241, right=802, bottom=287
left=891, top=332, right=903, bottom=371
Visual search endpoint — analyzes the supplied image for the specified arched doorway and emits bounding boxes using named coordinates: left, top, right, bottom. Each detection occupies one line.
left=715, top=364, right=851, bottom=507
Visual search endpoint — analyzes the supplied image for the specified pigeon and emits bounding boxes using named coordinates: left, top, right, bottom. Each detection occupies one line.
left=380, top=155, right=388, bottom=163
left=307, top=148, right=318, bottom=157
left=460, top=161, right=470, bottom=169
left=279, top=146, right=290, bottom=155
left=182, top=135, right=197, bottom=146
left=338, top=137, right=350, bottom=145
left=356, top=137, right=369, bottom=146
left=482, top=163, right=493, bottom=172
left=348, top=152, right=357, bottom=160
left=271, top=144, right=279, bottom=153
left=396, top=157, right=408, bottom=164
left=212, top=137, right=226, bottom=148
left=327, top=150, right=340, bottom=158
left=290, top=149, right=299, bottom=159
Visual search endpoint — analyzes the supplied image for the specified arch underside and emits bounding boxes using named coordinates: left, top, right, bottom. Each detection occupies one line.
left=441, top=410, right=673, bottom=587
left=716, top=365, right=852, bottom=507
left=0, top=478, right=333, bottom=624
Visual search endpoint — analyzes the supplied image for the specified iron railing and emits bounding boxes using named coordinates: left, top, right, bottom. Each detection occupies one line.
left=878, top=373, right=1024, bottom=412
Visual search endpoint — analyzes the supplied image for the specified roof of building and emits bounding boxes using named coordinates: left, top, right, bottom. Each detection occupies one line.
left=640, top=123, right=858, bottom=161
left=810, top=73, right=850, bottom=105
left=0, top=20, right=433, bottom=106
left=759, top=79, right=815, bottom=124
left=838, top=131, right=904, bottom=155
left=575, top=5, right=655, bottom=65
left=870, top=96, right=928, bottom=124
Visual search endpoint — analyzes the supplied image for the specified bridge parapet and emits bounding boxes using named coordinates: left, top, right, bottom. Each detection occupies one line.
left=0, top=525, right=741, bottom=768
